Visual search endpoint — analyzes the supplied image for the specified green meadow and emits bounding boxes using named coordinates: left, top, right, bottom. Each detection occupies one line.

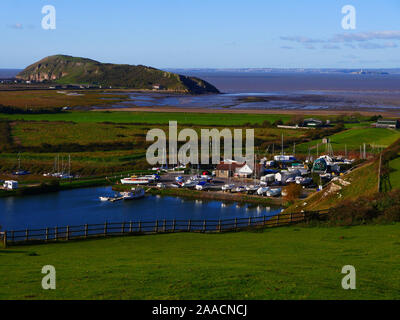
left=0, top=111, right=293, bottom=126
left=0, top=224, right=399, bottom=300
left=390, top=156, right=400, bottom=190
left=295, top=127, right=400, bottom=154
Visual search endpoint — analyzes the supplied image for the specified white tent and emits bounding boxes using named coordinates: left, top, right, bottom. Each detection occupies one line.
left=237, top=164, right=253, bottom=177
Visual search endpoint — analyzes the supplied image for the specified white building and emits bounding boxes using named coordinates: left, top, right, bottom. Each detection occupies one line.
left=3, top=180, right=18, bottom=190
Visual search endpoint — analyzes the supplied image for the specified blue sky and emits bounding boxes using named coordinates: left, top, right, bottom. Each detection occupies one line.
left=1, top=0, right=400, bottom=68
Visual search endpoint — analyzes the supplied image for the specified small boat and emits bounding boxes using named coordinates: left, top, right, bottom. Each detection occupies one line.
left=182, top=180, right=197, bottom=188
left=195, top=181, right=210, bottom=191
left=234, top=186, right=246, bottom=193
left=121, top=176, right=150, bottom=185
left=257, top=186, right=269, bottom=196
left=245, top=185, right=259, bottom=193
left=99, top=193, right=121, bottom=202
left=122, top=188, right=145, bottom=200
left=267, top=188, right=282, bottom=197
left=221, top=184, right=235, bottom=192
left=13, top=170, right=30, bottom=176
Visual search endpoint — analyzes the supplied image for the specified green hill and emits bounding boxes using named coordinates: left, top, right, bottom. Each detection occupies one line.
left=16, top=55, right=220, bottom=94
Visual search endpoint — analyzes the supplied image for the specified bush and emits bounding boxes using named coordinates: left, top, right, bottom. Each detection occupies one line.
left=283, top=184, right=302, bottom=202
left=327, top=190, right=400, bottom=225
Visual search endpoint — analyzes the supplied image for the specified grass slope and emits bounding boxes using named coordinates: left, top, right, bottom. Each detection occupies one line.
left=296, top=127, right=400, bottom=154
left=0, top=224, right=399, bottom=300
left=288, top=161, right=379, bottom=212
left=389, top=156, right=400, bottom=190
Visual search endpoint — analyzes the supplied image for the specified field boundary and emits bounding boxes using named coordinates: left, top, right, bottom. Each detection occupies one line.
left=1, top=210, right=329, bottom=247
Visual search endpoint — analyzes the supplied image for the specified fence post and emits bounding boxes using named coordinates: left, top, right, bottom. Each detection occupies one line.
left=104, top=222, right=107, bottom=237
left=187, top=219, right=191, bottom=232
left=202, top=220, right=206, bottom=233
left=25, top=229, right=29, bottom=242
left=276, top=214, right=280, bottom=226
left=163, top=219, right=166, bottom=232
left=3, top=231, right=6, bottom=248
left=121, top=222, right=125, bottom=234
left=155, top=220, right=159, bottom=233
left=234, top=218, right=238, bottom=231
left=172, top=219, right=176, bottom=233
left=248, top=217, right=251, bottom=227
left=45, top=228, right=49, bottom=241
left=11, top=231, right=14, bottom=243
left=55, top=227, right=58, bottom=241
left=218, top=219, right=221, bottom=232
left=129, top=221, right=133, bottom=233
left=290, top=212, right=293, bottom=223
left=138, top=221, right=142, bottom=233
left=263, top=215, right=266, bottom=225
left=66, top=226, right=70, bottom=240
left=84, top=224, right=88, bottom=238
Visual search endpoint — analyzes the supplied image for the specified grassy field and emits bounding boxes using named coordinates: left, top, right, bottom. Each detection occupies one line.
left=295, top=127, right=400, bottom=154
left=0, top=119, right=308, bottom=175
left=0, top=90, right=129, bottom=109
left=389, top=156, right=400, bottom=190
left=0, top=224, right=399, bottom=299
left=0, top=111, right=295, bottom=125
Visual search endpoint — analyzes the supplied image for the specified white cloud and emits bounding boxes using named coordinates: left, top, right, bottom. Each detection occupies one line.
left=280, top=36, right=324, bottom=44
left=323, top=44, right=341, bottom=50
left=358, top=42, right=398, bottom=49
left=9, top=23, right=23, bottom=29
left=331, top=31, right=400, bottom=42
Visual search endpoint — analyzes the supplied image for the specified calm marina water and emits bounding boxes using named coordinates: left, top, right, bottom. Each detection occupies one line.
left=0, top=187, right=282, bottom=231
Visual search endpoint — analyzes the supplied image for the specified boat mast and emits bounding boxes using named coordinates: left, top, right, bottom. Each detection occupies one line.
left=17, top=152, right=21, bottom=171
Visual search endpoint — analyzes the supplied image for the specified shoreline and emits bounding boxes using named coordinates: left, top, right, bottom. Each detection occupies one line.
left=93, top=106, right=400, bottom=117
left=113, top=185, right=286, bottom=207
left=0, top=179, right=285, bottom=207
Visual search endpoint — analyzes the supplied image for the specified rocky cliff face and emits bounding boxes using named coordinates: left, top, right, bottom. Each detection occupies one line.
left=17, top=55, right=220, bottom=94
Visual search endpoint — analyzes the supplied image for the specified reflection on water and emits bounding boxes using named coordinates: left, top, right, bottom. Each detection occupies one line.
left=0, top=187, right=282, bottom=230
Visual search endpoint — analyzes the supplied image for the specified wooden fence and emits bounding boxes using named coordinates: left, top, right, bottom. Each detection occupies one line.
left=1, top=210, right=329, bottom=247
